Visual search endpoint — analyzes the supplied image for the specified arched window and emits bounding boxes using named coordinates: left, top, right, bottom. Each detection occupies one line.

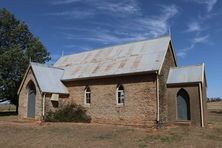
left=177, top=89, right=191, bottom=120
left=116, top=85, right=125, bottom=105
left=27, top=81, right=36, bottom=118
left=85, top=86, right=91, bottom=105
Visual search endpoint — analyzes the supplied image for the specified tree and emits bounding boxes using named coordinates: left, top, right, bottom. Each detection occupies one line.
left=0, top=8, right=50, bottom=106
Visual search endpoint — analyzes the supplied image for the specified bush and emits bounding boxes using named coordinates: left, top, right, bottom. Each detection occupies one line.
left=44, top=103, right=91, bottom=123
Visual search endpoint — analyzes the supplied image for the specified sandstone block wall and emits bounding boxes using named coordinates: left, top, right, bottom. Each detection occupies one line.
left=159, top=46, right=176, bottom=124
left=167, top=85, right=202, bottom=126
left=18, top=68, right=42, bottom=120
left=46, top=73, right=157, bottom=127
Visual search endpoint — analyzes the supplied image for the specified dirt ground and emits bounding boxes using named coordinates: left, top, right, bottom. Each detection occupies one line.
left=0, top=102, right=221, bottom=148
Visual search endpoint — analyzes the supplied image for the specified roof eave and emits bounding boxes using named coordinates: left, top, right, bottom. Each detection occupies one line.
left=61, top=70, right=158, bottom=82
left=167, top=81, right=202, bottom=86
left=42, top=91, right=69, bottom=95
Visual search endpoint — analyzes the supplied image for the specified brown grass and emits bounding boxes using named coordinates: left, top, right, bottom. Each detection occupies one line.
left=0, top=102, right=221, bottom=148
left=208, top=101, right=222, bottom=110
left=0, top=104, right=16, bottom=112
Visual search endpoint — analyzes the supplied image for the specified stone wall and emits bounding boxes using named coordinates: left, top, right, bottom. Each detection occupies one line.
left=46, top=73, right=157, bottom=127
left=45, top=94, right=68, bottom=113
left=202, top=78, right=208, bottom=127
left=166, top=84, right=202, bottom=126
left=18, top=68, right=42, bottom=120
left=158, top=46, right=176, bottom=124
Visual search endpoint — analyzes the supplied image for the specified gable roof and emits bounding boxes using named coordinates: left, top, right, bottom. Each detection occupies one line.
left=167, top=64, right=206, bottom=85
left=31, top=62, right=69, bottom=94
left=54, top=36, right=175, bottom=81
left=18, top=62, right=69, bottom=94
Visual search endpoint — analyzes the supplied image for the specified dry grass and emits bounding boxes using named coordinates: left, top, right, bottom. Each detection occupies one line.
left=208, top=101, right=222, bottom=110
left=0, top=102, right=221, bottom=148
left=0, top=104, right=16, bottom=112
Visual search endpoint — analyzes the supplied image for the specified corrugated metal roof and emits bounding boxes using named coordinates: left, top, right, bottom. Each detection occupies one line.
left=31, top=62, right=69, bottom=94
left=167, top=64, right=204, bottom=84
left=54, top=36, right=171, bottom=80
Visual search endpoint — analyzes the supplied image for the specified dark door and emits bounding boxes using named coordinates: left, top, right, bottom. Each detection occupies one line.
left=27, top=83, right=36, bottom=118
left=177, top=89, right=190, bottom=120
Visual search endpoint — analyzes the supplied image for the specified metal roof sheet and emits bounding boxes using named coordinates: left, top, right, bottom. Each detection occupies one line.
left=31, top=62, right=69, bottom=94
left=54, top=36, right=171, bottom=80
left=167, top=64, right=204, bottom=84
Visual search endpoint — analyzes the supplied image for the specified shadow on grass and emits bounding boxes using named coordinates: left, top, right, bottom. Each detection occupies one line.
left=0, top=111, right=17, bottom=116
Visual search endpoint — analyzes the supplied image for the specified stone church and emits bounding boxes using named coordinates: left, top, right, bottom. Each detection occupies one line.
left=17, top=36, right=207, bottom=127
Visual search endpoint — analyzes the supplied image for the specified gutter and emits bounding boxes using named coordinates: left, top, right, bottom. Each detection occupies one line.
left=156, top=72, right=160, bottom=122
left=199, top=83, right=204, bottom=127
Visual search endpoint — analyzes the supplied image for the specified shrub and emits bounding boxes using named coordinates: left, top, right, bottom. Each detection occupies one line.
left=44, top=103, right=91, bottom=123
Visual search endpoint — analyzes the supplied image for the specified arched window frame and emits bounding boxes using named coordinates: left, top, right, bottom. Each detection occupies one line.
left=176, top=88, right=191, bottom=121
left=84, top=86, right=91, bottom=105
left=26, top=80, right=36, bottom=96
left=116, top=84, right=125, bottom=106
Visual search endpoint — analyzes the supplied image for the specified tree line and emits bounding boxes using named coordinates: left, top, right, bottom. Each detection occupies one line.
left=207, top=97, right=222, bottom=102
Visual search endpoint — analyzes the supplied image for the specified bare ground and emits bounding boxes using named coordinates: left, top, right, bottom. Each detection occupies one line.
left=0, top=102, right=221, bottom=148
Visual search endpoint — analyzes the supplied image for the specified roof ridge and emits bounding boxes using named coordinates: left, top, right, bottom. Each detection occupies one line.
left=31, top=62, right=64, bottom=70
left=60, top=35, right=171, bottom=58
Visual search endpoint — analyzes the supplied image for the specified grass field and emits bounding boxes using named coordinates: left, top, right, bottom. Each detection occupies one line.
left=0, top=104, right=16, bottom=112
left=0, top=102, right=221, bottom=148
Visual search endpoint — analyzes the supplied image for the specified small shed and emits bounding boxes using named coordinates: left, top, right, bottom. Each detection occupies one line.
left=166, top=64, right=207, bottom=127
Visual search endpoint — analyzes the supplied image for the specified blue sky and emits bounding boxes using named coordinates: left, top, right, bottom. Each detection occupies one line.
left=0, top=0, right=221, bottom=98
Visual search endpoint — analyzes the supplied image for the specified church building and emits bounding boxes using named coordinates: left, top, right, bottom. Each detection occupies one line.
left=17, top=36, right=207, bottom=127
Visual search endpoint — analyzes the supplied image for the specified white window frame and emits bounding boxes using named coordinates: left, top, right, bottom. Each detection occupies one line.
left=84, top=86, right=91, bottom=106
left=116, top=85, right=125, bottom=106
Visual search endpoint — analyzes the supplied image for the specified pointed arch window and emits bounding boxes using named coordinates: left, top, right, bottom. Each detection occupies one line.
left=116, top=85, right=125, bottom=105
left=85, top=86, right=91, bottom=105
left=177, top=89, right=191, bottom=120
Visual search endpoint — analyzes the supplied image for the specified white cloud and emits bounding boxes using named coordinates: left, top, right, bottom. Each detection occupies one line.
left=135, top=4, right=179, bottom=37
left=177, top=34, right=209, bottom=58
left=94, top=0, right=140, bottom=16
left=186, top=21, right=201, bottom=32
left=47, top=10, right=94, bottom=19
left=51, top=0, right=81, bottom=5
left=50, top=0, right=140, bottom=17
left=177, top=44, right=195, bottom=58
left=193, top=35, right=209, bottom=43
left=192, top=0, right=218, bottom=12
left=63, top=44, right=91, bottom=51
left=56, top=4, right=179, bottom=45
left=177, top=51, right=187, bottom=58
left=62, top=30, right=143, bottom=45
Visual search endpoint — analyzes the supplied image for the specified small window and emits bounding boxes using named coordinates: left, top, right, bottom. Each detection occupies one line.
left=85, top=86, right=91, bottom=105
left=116, top=85, right=125, bottom=105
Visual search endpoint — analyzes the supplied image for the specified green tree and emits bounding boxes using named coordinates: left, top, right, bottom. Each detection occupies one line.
left=0, top=8, right=50, bottom=106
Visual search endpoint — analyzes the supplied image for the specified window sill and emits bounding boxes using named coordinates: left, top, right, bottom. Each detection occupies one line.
left=116, top=104, right=124, bottom=107
left=84, top=104, right=91, bottom=108
left=175, top=120, right=191, bottom=126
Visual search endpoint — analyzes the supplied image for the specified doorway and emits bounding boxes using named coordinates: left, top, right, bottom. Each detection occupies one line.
left=27, top=81, right=36, bottom=118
